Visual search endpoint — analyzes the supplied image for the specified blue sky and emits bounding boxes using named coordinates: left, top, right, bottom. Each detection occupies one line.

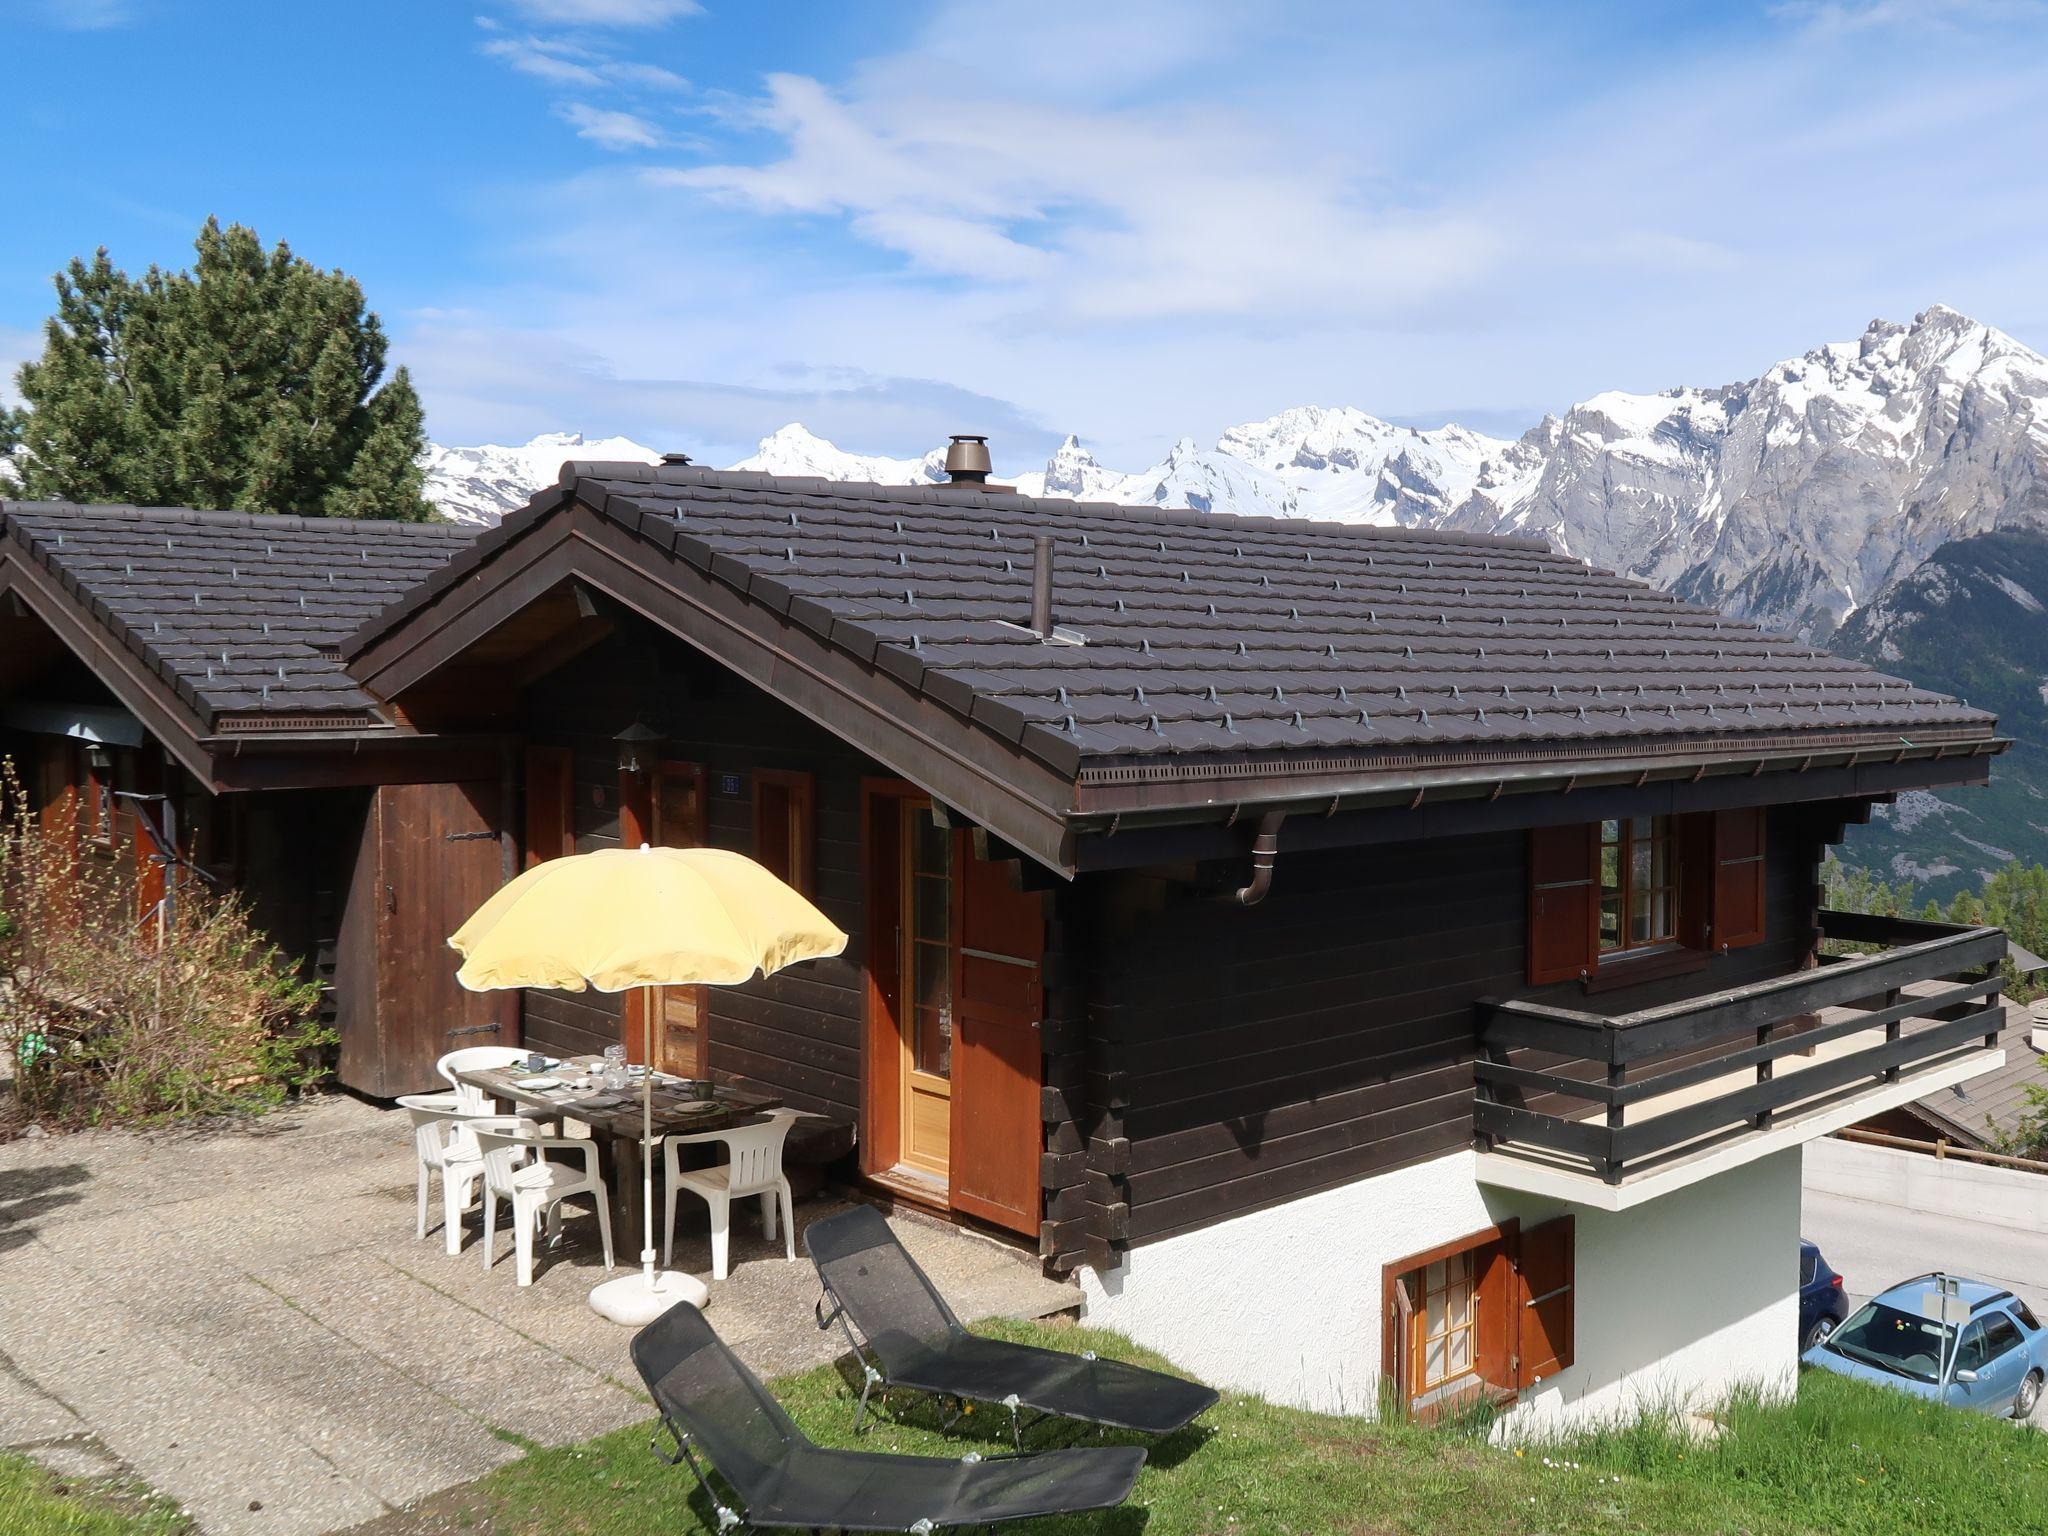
left=5, top=0, right=2048, bottom=470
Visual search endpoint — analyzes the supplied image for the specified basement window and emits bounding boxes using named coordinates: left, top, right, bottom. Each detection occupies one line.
left=1383, top=1217, right=1576, bottom=1420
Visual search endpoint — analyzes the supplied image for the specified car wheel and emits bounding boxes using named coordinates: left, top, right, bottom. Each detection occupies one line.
left=2013, top=1370, right=2043, bottom=1422
left=1802, top=1316, right=1836, bottom=1353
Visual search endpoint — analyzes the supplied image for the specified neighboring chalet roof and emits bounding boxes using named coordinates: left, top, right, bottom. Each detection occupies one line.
left=1902, top=1002, right=2046, bottom=1149
left=341, top=462, right=2007, bottom=873
left=0, top=500, right=471, bottom=777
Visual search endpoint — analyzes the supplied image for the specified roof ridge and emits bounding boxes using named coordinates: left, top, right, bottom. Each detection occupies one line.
left=0, top=500, right=473, bottom=538
left=566, top=464, right=1559, bottom=554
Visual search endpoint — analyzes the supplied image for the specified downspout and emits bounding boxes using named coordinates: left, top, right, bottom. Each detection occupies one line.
left=1232, top=810, right=1287, bottom=906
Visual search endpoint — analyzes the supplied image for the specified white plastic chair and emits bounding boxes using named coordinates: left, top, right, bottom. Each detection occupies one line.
left=436, top=1046, right=532, bottom=1112
left=472, top=1124, right=615, bottom=1287
left=662, top=1110, right=799, bottom=1280
left=398, top=1099, right=540, bottom=1255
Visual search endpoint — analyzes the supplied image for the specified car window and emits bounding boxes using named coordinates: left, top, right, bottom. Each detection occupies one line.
left=1826, top=1302, right=1948, bottom=1384
left=1800, top=1249, right=1817, bottom=1285
left=1979, top=1313, right=2024, bottom=1362
left=1955, top=1319, right=1992, bottom=1373
left=2014, top=1300, right=2041, bottom=1330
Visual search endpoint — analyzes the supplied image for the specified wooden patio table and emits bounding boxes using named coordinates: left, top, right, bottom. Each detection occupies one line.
left=453, top=1055, right=781, bottom=1260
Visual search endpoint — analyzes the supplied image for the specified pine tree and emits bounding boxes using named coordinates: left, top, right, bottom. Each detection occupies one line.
left=7, top=219, right=433, bottom=520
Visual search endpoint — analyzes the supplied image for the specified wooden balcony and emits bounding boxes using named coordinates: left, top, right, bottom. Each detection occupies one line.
left=1473, top=912, right=2009, bottom=1205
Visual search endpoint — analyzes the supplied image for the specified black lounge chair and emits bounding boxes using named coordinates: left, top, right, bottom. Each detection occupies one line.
left=805, top=1204, right=1219, bottom=1449
left=630, top=1301, right=1145, bottom=1534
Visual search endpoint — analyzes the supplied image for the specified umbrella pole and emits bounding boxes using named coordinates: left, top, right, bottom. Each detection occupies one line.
left=588, top=985, right=708, bottom=1325
left=642, top=983, right=656, bottom=1287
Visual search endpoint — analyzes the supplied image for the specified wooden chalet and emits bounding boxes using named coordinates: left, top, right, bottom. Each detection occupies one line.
left=1, top=459, right=2017, bottom=1427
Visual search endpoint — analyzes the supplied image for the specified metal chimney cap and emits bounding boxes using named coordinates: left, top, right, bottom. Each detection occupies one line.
left=944, top=435, right=992, bottom=483
left=660, top=451, right=694, bottom=466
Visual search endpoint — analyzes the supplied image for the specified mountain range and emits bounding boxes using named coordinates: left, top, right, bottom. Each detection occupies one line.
left=419, top=305, right=2048, bottom=893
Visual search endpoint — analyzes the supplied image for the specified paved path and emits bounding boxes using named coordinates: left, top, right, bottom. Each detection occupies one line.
left=0, top=1095, right=1076, bottom=1536
left=1802, top=1181, right=2047, bottom=1426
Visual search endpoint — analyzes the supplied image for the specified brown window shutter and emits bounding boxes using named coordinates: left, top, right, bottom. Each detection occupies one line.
left=523, top=746, right=575, bottom=868
left=1474, top=1225, right=1521, bottom=1392
left=1711, top=807, right=1767, bottom=950
left=1515, top=1216, right=1576, bottom=1388
left=1528, top=824, right=1597, bottom=984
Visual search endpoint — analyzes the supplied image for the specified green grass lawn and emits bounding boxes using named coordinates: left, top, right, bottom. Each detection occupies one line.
left=0, top=1451, right=188, bottom=1536
left=347, top=1317, right=2048, bottom=1536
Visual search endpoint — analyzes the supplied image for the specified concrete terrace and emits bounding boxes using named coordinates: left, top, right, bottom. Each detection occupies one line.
left=0, top=1095, right=1077, bottom=1536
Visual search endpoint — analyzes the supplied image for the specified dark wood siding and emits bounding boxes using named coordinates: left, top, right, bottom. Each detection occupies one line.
left=1085, top=803, right=1828, bottom=1248
left=516, top=628, right=876, bottom=1119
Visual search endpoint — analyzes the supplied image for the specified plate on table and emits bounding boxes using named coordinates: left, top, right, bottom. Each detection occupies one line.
left=521, top=1076, right=562, bottom=1091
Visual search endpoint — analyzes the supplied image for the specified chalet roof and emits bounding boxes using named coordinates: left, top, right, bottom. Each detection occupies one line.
left=356, top=462, right=1998, bottom=786
left=1905, top=1002, right=2045, bottom=1148
left=0, top=501, right=471, bottom=732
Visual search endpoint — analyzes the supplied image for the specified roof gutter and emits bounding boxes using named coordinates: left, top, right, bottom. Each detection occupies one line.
left=1070, top=735, right=2010, bottom=836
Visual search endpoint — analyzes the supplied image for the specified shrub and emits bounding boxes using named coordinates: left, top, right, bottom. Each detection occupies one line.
left=0, top=758, right=329, bottom=1128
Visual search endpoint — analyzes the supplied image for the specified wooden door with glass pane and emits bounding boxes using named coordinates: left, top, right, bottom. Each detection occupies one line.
left=649, top=760, right=708, bottom=1077
left=896, top=803, right=955, bottom=1182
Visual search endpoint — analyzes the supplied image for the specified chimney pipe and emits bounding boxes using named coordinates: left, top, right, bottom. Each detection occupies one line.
left=1029, top=534, right=1054, bottom=637
left=660, top=452, right=693, bottom=466
left=945, top=434, right=992, bottom=484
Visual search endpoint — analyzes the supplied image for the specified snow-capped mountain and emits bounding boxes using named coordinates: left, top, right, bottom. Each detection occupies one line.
left=422, top=432, right=661, bottom=526
left=729, top=423, right=947, bottom=486
left=419, top=308, right=2048, bottom=650
left=1442, top=305, right=2048, bottom=637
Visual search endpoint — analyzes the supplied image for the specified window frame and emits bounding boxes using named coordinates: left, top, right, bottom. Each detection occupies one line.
left=1380, top=1215, right=1579, bottom=1419
left=1527, top=808, right=1769, bottom=987
left=752, top=768, right=816, bottom=899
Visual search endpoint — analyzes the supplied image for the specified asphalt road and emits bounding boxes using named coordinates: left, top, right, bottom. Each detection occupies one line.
left=1801, top=1184, right=2048, bottom=1425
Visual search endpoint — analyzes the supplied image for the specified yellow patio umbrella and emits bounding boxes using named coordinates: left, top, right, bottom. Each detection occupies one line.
left=449, top=844, right=848, bottom=1325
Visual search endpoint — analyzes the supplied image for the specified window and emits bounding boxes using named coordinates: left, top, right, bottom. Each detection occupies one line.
left=1599, top=816, right=1678, bottom=953
left=753, top=769, right=815, bottom=897
left=1958, top=1313, right=2024, bottom=1372
left=1527, top=808, right=1768, bottom=985
left=83, top=747, right=116, bottom=847
left=1414, top=1251, right=1480, bottom=1403
left=1383, top=1216, right=1575, bottom=1418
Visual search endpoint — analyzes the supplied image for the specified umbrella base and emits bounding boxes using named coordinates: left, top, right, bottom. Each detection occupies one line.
left=589, top=1269, right=709, bottom=1326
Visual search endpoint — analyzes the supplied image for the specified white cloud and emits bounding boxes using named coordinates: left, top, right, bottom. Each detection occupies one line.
left=483, top=36, right=605, bottom=87
left=662, top=71, right=1495, bottom=321
left=31, top=0, right=133, bottom=27
left=557, top=102, right=665, bottom=151
left=506, top=0, right=699, bottom=25
left=425, top=0, right=2048, bottom=468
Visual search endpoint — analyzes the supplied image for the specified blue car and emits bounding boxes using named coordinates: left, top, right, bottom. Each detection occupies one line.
left=1803, top=1273, right=2046, bottom=1420
left=1798, top=1240, right=1849, bottom=1353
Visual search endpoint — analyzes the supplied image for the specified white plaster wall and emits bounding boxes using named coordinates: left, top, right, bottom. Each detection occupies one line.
left=1080, top=1146, right=1802, bottom=1432
left=1806, top=1135, right=2048, bottom=1232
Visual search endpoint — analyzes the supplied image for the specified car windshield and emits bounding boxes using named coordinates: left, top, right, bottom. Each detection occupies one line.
left=1824, top=1302, right=1950, bottom=1384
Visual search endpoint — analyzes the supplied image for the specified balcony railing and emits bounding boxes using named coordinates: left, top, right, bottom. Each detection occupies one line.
left=1475, top=912, right=2007, bottom=1186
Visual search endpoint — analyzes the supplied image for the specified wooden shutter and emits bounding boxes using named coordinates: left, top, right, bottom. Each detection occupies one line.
left=1528, top=824, right=1598, bottom=984
left=523, top=746, right=574, bottom=867
left=1473, top=1225, right=1522, bottom=1392
left=948, top=844, right=1045, bottom=1237
left=1711, top=807, right=1767, bottom=951
left=1515, top=1216, right=1576, bottom=1388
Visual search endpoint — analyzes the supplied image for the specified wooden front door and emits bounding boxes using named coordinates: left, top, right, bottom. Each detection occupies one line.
left=862, top=784, right=1044, bottom=1235
left=647, top=759, right=708, bottom=1077
left=336, top=779, right=511, bottom=1097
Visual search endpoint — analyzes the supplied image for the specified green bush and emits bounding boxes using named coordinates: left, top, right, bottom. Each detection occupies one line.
left=0, top=758, right=330, bottom=1129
